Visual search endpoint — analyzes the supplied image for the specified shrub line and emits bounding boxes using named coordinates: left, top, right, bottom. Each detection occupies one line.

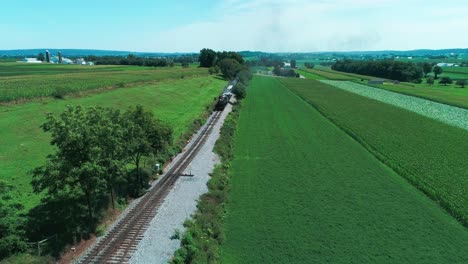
left=170, top=102, right=241, bottom=264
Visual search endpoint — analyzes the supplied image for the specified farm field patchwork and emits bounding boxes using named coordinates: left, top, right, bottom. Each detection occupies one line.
left=284, top=78, right=468, bottom=227
left=0, top=76, right=225, bottom=210
left=321, top=80, right=468, bottom=130
left=220, top=76, right=468, bottom=264
left=300, top=67, right=376, bottom=81
left=427, top=67, right=468, bottom=80
left=0, top=63, right=208, bottom=102
left=366, top=81, right=468, bottom=109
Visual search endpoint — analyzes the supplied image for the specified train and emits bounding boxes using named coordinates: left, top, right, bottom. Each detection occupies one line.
left=214, top=80, right=237, bottom=111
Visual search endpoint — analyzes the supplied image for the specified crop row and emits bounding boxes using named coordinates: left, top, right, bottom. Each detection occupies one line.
left=284, top=78, right=468, bottom=227
left=322, top=80, right=468, bottom=131
left=221, top=76, right=468, bottom=263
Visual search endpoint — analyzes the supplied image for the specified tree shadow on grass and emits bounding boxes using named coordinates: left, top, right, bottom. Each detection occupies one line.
left=25, top=192, right=105, bottom=257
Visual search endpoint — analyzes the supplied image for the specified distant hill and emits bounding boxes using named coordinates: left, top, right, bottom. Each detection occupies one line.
left=239, top=49, right=468, bottom=57
left=0, top=49, right=196, bottom=57
left=1, top=48, right=467, bottom=58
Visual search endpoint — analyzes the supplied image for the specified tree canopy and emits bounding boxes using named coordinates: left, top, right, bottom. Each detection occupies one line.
left=32, top=105, right=173, bottom=223
left=439, top=76, right=453, bottom=86
left=332, top=59, right=423, bottom=82
left=433, top=66, right=443, bottom=79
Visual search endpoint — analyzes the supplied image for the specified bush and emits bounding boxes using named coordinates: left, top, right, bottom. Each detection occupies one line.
left=170, top=105, right=241, bottom=264
left=426, top=76, right=435, bottom=85
left=232, top=83, right=246, bottom=100
left=51, top=87, right=67, bottom=99
left=456, top=79, right=466, bottom=88
left=0, top=235, right=28, bottom=260
left=439, top=77, right=453, bottom=86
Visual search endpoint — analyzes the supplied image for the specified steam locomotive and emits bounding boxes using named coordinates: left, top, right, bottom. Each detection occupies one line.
left=215, top=80, right=237, bottom=111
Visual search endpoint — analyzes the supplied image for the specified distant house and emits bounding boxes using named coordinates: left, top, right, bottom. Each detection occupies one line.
left=436, top=62, right=458, bottom=67
left=62, top=58, right=73, bottom=64
left=19, top=58, right=42, bottom=63
left=368, top=79, right=385, bottom=85
left=75, top=58, right=86, bottom=65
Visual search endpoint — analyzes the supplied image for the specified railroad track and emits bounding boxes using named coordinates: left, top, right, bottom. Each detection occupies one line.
left=78, top=110, right=223, bottom=264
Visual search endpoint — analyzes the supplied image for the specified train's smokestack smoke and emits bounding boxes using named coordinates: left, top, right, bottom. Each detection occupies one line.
left=58, top=51, right=62, bottom=64
left=45, top=50, right=50, bottom=63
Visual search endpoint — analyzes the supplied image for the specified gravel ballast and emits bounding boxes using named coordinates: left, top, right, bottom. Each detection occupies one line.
left=128, top=102, right=233, bottom=264
left=321, top=80, right=468, bottom=131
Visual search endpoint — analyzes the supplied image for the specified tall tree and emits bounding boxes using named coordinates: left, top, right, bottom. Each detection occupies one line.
left=433, top=66, right=443, bottom=79
left=217, top=58, right=241, bottom=80
left=421, top=62, right=432, bottom=77
left=290, top=59, right=297, bottom=68
left=123, top=105, right=172, bottom=189
left=199, top=48, right=217, bottom=68
left=456, top=79, right=467, bottom=88
left=439, top=76, right=452, bottom=86
left=37, top=53, right=45, bottom=62
left=32, top=106, right=108, bottom=221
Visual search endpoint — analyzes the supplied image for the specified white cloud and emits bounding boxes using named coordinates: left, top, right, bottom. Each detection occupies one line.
left=148, top=0, right=468, bottom=52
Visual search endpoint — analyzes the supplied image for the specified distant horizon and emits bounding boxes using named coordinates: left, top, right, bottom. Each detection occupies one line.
left=2, top=1, right=468, bottom=52
left=1, top=47, right=468, bottom=55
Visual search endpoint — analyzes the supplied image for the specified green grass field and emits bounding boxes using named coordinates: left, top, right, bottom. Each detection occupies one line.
left=0, top=76, right=225, bottom=210
left=0, top=63, right=208, bottom=102
left=221, top=76, right=468, bottom=263
left=285, top=78, right=468, bottom=226
left=295, top=69, right=323, bottom=80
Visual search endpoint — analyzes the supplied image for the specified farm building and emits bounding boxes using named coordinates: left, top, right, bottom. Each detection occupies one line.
left=368, top=79, right=385, bottom=85
left=436, top=62, right=459, bottom=67
left=18, top=58, right=42, bottom=63
left=75, top=58, right=87, bottom=65
left=50, top=56, right=73, bottom=64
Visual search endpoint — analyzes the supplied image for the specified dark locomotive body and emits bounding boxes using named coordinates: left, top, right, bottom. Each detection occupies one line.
left=215, top=81, right=236, bottom=111
left=215, top=93, right=232, bottom=111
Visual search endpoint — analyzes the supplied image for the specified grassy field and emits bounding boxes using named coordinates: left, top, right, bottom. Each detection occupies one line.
left=295, top=69, right=323, bottom=79
left=221, top=76, right=468, bottom=263
left=0, top=63, right=208, bottom=102
left=285, top=78, right=468, bottom=226
left=0, top=76, right=225, bottom=210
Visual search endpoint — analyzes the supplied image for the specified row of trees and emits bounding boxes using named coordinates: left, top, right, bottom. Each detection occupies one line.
left=200, top=49, right=250, bottom=82
left=81, top=54, right=196, bottom=67
left=273, top=66, right=297, bottom=77
left=32, top=105, right=172, bottom=225
left=426, top=76, right=467, bottom=87
left=199, top=49, right=244, bottom=68
left=84, top=55, right=175, bottom=67
left=245, top=57, right=284, bottom=68
left=332, top=59, right=424, bottom=82
left=199, top=48, right=252, bottom=99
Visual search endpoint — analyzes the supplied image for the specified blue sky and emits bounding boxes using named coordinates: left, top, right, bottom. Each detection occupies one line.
left=1, top=0, right=467, bottom=52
